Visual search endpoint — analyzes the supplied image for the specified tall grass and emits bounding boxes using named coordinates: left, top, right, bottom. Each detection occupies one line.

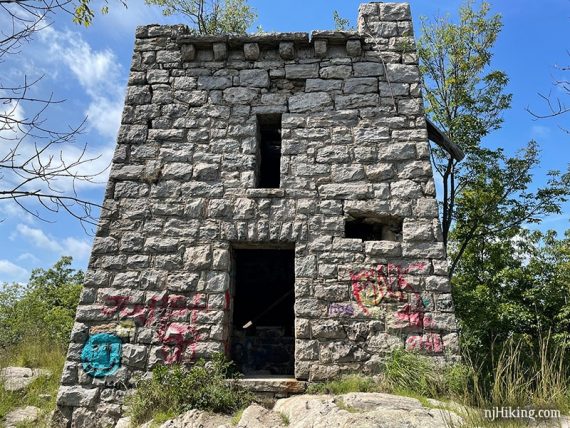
left=476, top=335, right=570, bottom=413
left=308, top=335, right=569, bottom=426
left=0, top=337, right=67, bottom=425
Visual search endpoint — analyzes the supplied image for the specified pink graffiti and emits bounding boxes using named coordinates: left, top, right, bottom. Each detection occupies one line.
left=405, top=334, right=443, bottom=353
left=101, top=292, right=208, bottom=364
left=395, top=297, right=433, bottom=329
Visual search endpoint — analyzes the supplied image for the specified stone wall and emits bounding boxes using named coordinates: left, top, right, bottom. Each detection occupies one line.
left=55, top=3, right=459, bottom=426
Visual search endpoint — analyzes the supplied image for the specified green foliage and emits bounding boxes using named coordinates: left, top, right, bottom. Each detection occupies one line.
left=418, top=1, right=512, bottom=252
left=307, top=374, right=378, bottom=395
left=128, top=353, right=254, bottom=425
left=419, top=1, right=511, bottom=153
left=419, top=0, right=570, bottom=279
left=145, top=0, right=256, bottom=34
left=0, top=338, right=67, bottom=425
left=453, top=228, right=570, bottom=359
left=0, top=257, right=83, bottom=350
left=332, top=11, right=353, bottom=31
left=381, top=349, right=472, bottom=400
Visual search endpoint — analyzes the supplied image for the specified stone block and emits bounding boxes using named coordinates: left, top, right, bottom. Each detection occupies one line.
left=344, top=77, right=378, bottom=94
left=353, top=62, right=384, bottom=77
left=289, top=92, right=333, bottom=113
left=239, top=69, right=270, bottom=88
left=320, top=65, right=352, bottom=79
left=279, top=42, right=295, bottom=59
left=223, top=87, right=258, bottom=104
left=285, top=64, right=319, bottom=79
left=181, top=44, right=196, bottom=61
left=243, top=42, right=260, bottom=60
left=314, top=39, right=327, bottom=58
left=57, top=386, right=99, bottom=407
left=212, top=42, right=227, bottom=60
left=346, top=39, right=362, bottom=56
left=197, top=76, right=232, bottom=90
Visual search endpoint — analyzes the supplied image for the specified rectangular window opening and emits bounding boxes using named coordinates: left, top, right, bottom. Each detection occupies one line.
left=345, top=216, right=403, bottom=241
left=256, top=114, right=282, bottom=189
left=230, top=246, right=295, bottom=376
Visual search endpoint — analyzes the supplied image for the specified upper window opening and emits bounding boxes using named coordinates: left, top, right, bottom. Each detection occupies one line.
left=345, top=216, right=403, bottom=241
left=256, top=114, right=282, bottom=189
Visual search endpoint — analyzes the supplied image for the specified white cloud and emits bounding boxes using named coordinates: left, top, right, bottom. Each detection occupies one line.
left=16, top=224, right=62, bottom=252
left=40, top=26, right=125, bottom=146
left=531, top=125, right=551, bottom=139
left=14, top=224, right=91, bottom=262
left=0, top=260, right=29, bottom=283
left=61, top=237, right=92, bottom=261
left=86, top=96, right=124, bottom=140
left=17, top=252, right=40, bottom=264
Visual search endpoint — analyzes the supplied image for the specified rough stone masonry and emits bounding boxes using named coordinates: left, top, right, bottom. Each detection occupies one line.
left=55, top=2, right=460, bottom=426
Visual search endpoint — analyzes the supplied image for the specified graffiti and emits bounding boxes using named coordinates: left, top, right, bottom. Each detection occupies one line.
left=81, top=333, right=122, bottom=377
left=405, top=333, right=443, bottom=353
left=395, top=299, right=433, bottom=329
left=328, top=303, right=355, bottom=317
left=99, top=292, right=208, bottom=364
left=349, top=263, right=442, bottom=353
left=350, top=262, right=426, bottom=314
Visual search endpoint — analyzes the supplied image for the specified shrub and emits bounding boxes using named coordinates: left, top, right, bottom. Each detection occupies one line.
left=0, top=257, right=83, bottom=351
left=128, top=353, right=254, bottom=425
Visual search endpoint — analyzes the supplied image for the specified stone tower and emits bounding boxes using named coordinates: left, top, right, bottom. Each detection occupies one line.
left=55, top=2, right=460, bottom=426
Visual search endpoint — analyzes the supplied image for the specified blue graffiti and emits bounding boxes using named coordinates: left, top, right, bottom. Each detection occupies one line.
left=81, top=333, right=122, bottom=377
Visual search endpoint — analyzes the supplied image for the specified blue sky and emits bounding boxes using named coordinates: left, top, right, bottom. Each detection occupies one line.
left=0, top=0, right=568, bottom=284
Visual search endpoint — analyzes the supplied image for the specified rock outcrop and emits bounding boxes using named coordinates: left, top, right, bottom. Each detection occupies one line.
left=142, top=392, right=464, bottom=428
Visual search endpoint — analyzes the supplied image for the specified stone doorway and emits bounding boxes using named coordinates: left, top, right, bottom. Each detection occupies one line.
left=230, top=247, right=295, bottom=376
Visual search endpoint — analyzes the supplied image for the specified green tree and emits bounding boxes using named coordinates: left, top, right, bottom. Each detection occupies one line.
left=453, top=226, right=570, bottom=361
left=418, top=1, right=570, bottom=277
left=0, top=257, right=83, bottom=350
left=418, top=1, right=511, bottom=247
left=74, top=0, right=256, bottom=33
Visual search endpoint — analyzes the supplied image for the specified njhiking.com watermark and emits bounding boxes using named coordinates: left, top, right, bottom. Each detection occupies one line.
left=484, top=406, right=561, bottom=421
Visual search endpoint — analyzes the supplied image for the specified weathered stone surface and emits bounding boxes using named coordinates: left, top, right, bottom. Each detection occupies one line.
left=1, top=367, right=51, bottom=392
left=314, top=40, right=327, bottom=58
left=243, top=42, right=260, bottom=61
left=4, top=406, right=40, bottom=428
left=289, top=93, right=333, bottom=113
left=274, top=393, right=463, bottom=428
left=346, top=39, right=362, bottom=56
left=57, top=386, right=99, bottom=407
left=239, top=69, right=270, bottom=88
left=223, top=87, right=258, bottom=103
left=237, top=403, right=286, bottom=428
left=286, top=64, right=319, bottom=79
left=279, top=42, right=295, bottom=59
left=344, top=77, right=378, bottom=94
left=155, top=409, right=232, bottom=427
left=212, top=42, right=227, bottom=60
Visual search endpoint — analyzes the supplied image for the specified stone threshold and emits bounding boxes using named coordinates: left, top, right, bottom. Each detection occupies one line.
left=235, top=377, right=307, bottom=395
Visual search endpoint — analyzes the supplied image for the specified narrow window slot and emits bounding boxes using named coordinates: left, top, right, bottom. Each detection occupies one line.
left=257, top=114, right=282, bottom=188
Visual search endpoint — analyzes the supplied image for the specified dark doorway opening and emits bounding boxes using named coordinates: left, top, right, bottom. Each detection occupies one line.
left=231, top=247, right=294, bottom=376
left=256, top=114, right=282, bottom=189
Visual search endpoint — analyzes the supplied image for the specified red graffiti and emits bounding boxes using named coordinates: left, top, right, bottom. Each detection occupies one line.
left=350, top=263, right=425, bottom=314
left=101, top=293, right=209, bottom=364
left=405, top=334, right=443, bottom=353
left=395, top=298, right=433, bottom=329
